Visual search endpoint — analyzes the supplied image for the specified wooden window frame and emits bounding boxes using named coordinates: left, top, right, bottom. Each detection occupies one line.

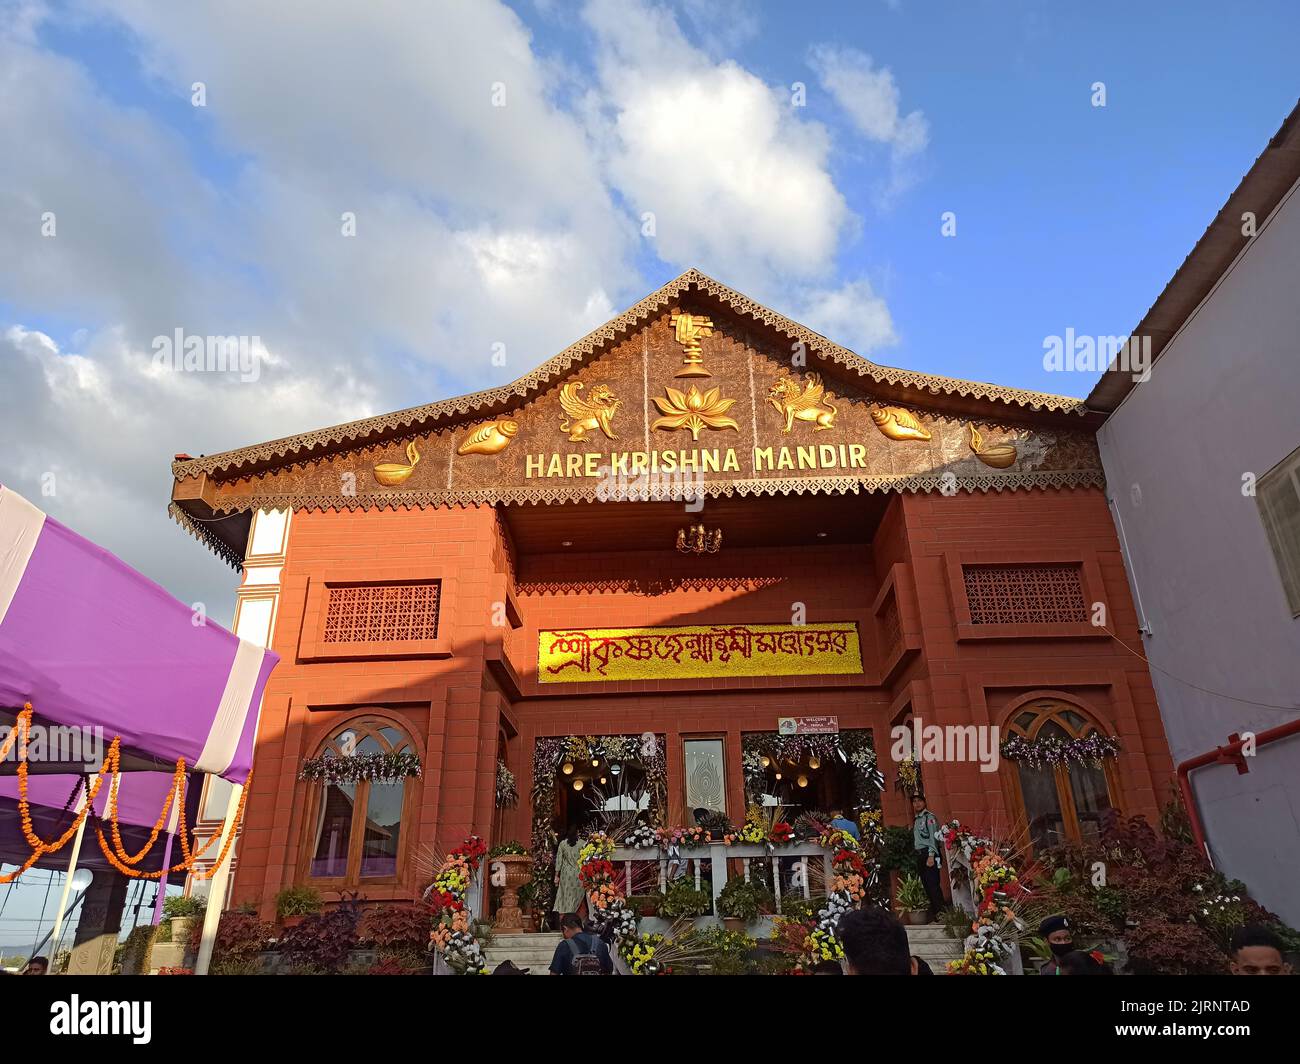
left=1000, top=697, right=1121, bottom=852
left=299, top=715, right=421, bottom=891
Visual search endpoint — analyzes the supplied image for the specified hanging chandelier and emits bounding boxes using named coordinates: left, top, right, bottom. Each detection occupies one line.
left=676, top=523, right=722, bottom=554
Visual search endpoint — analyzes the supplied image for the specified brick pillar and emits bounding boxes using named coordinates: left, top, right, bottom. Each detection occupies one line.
left=67, top=873, right=130, bottom=974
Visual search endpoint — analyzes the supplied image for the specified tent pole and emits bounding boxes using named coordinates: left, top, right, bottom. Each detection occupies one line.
left=49, top=784, right=89, bottom=964
left=194, top=782, right=241, bottom=975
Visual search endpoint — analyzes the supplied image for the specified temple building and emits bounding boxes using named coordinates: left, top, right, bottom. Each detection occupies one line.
left=167, top=269, right=1174, bottom=915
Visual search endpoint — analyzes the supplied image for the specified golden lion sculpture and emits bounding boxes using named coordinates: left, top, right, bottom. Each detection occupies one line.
left=768, top=372, right=838, bottom=433
left=558, top=382, right=620, bottom=442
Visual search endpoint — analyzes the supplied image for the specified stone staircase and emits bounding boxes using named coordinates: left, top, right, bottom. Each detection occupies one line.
left=483, top=932, right=563, bottom=974
left=905, top=922, right=963, bottom=972
left=483, top=924, right=963, bottom=974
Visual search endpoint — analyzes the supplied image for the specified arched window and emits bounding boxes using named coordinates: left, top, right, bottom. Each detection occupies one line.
left=306, top=717, right=417, bottom=884
left=1003, top=699, right=1118, bottom=853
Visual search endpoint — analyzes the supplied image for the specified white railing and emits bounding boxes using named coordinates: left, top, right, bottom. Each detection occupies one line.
left=610, top=841, right=835, bottom=930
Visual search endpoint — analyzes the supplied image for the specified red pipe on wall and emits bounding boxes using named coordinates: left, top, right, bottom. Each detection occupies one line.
left=1177, top=716, right=1300, bottom=864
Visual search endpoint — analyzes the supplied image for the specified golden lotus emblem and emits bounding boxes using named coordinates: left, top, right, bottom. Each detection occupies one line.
left=651, top=384, right=740, bottom=441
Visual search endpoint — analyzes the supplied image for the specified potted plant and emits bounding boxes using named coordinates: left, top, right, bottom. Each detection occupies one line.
left=896, top=873, right=930, bottom=925
left=275, top=884, right=323, bottom=929
left=660, top=878, right=711, bottom=919
left=628, top=893, right=664, bottom=918
left=717, top=877, right=768, bottom=931
left=162, top=894, right=206, bottom=944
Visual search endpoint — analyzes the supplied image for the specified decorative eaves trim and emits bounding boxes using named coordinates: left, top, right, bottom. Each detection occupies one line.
left=170, top=269, right=1088, bottom=480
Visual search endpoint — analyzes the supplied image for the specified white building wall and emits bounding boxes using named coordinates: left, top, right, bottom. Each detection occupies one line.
left=1098, top=178, right=1300, bottom=925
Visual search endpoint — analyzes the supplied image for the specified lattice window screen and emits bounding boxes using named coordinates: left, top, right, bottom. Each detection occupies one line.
left=962, top=564, right=1086, bottom=625
left=323, top=582, right=441, bottom=643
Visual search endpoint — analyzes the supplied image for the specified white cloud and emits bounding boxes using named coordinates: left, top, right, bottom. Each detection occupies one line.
left=0, top=0, right=924, bottom=621
left=795, top=279, right=897, bottom=355
left=583, top=0, right=849, bottom=291
left=807, top=43, right=928, bottom=157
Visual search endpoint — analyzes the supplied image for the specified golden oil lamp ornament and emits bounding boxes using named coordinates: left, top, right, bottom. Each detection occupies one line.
left=676, top=523, right=722, bottom=554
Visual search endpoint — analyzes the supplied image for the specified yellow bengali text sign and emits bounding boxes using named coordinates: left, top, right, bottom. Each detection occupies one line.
left=538, top=622, right=862, bottom=683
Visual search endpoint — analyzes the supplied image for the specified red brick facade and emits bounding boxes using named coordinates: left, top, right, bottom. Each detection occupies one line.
left=229, top=486, right=1174, bottom=918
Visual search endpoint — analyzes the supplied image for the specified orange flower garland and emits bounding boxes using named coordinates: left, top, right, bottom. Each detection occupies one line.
left=0, top=703, right=251, bottom=883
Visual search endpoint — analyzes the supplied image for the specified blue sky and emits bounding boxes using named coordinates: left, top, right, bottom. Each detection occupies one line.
left=1, top=0, right=1298, bottom=938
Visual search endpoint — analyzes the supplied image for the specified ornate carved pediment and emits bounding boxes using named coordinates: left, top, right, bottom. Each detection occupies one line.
left=170, top=270, right=1103, bottom=562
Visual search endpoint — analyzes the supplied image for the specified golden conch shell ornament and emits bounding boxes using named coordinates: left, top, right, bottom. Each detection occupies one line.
left=768, top=372, right=837, bottom=433
left=968, top=423, right=1017, bottom=468
left=373, top=441, right=420, bottom=486
left=457, top=419, right=518, bottom=456
left=558, top=382, right=620, bottom=442
left=870, top=406, right=931, bottom=441
left=651, top=384, right=739, bottom=441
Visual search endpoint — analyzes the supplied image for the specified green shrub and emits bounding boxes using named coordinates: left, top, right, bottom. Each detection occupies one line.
left=275, top=884, right=323, bottom=920
left=162, top=894, right=206, bottom=919
left=660, top=877, right=711, bottom=918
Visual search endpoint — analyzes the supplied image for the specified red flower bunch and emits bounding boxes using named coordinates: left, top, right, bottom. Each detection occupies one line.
left=428, top=889, right=462, bottom=914
left=579, top=858, right=615, bottom=889
left=770, top=821, right=793, bottom=844
left=450, top=835, right=487, bottom=866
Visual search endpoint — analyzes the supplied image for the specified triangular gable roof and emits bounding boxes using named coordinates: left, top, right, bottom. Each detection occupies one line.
left=170, top=268, right=1088, bottom=481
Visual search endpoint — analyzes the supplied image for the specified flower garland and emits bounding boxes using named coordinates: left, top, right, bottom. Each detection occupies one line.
left=0, top=704, right=248, bottom=885
left=999, top=733, right=1121, bottom=770
left=530, top=733, right=667, bottom=911
left=298, top=751, right=422, bottom=785
left=938, top=820, right=1027, bottom=976
left=741, top=729, right=883, bottom=811
left=428, top=835, right=488, bottom=974
left=495, top=759, right=518, bottom=808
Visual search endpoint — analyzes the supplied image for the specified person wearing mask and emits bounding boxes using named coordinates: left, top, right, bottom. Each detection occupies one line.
left=1229, top=925, right=1293, bottom=975
left=548, top=912, right=613, bottom=975
left=1038, top=914, right=1074, bottom=975
left=911, top=793, right=945, bottom=922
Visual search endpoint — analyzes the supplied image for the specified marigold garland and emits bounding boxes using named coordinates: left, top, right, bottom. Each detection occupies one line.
left=0, top=704, right=252, bottom=884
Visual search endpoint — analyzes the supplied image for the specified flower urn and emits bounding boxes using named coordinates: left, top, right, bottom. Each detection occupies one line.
left=491, top=853, right=534, bottom=932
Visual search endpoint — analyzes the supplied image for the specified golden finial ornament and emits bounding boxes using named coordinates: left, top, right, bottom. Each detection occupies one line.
left=670, top=312, right=715, bottom=377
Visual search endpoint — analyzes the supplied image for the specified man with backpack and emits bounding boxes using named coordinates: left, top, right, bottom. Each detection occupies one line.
left=548, top=913, right=613, bottom=975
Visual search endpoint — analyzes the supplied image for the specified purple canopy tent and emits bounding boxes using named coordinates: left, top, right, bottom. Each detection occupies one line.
left=0, top=483, right=278, bottom=959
